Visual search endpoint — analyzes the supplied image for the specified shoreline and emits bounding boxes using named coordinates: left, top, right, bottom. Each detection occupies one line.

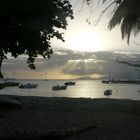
left=0, top=95, right=140, bottom=139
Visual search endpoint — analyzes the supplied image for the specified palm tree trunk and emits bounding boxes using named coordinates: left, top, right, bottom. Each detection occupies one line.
left=0, top=56, right=4, bottom=78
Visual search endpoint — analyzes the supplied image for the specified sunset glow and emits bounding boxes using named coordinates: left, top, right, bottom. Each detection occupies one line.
left=67, top=31, right=103, bottom=52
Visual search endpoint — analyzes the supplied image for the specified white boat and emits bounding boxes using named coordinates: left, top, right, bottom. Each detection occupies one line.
left=19, top=83, right=38, bottom=89
left=104, top=90, right=112, bottom=96
left=64, top=81, right=76, bottom=86
left=52, top=85, right=67, bottom=90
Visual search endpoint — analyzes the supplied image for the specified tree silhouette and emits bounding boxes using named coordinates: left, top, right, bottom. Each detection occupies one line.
left=107, top=0, right=140, bottom=44
left=85, top=0, right=140, bottom=43
left=0, top=0, right=73, bottom=78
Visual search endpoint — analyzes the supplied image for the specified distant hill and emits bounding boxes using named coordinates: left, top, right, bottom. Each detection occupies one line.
left=76, top=77, right=96, bottom=80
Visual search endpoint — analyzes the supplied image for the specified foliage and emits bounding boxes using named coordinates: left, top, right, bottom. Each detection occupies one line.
left=85, top=0, right=140, bottom=43
left=0, top=0, right=73, bottom=70
left=108, top=0, right=140, bottom=43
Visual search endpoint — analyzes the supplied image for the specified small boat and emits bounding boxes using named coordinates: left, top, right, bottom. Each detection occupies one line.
left=5, top=82, right=20, bottom=87
left=64, top=81, right=76, bottom=86
left=52, top=85, right=67, bottom=90
left=0, top=78, right=20, bottom=87
left=19, top=83, right=37, bottom=89
left=104, top=90, right=112, bottom=96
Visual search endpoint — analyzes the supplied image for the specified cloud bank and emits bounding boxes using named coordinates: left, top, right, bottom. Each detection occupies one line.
left=2, top=50, right=140, bottom=79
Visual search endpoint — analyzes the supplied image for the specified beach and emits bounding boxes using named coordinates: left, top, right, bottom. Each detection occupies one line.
left=0, top=95, right=140, bottom=140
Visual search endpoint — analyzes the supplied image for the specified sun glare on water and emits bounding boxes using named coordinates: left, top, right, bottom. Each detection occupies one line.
left=67, top=31, right=103, bottom=52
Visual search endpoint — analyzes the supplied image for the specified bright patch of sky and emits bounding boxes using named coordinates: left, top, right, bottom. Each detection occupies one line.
left=51, top=0, right=140, bottom=53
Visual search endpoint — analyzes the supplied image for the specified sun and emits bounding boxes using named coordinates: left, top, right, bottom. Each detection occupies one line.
left=67, top=31, right=103, bottom=52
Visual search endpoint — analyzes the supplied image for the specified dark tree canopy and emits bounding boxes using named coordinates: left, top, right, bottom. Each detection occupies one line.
left=0, top=0, right=73, bottom=77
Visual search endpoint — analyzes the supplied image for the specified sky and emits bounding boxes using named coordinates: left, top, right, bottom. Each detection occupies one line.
left=2, top=50, right=140, bottom=79
left=51, top=0, right=140, bottom=52
left=2, top=0, right=140, bottom=79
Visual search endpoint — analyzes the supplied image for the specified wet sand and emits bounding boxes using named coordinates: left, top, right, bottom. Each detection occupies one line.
left=0, top=95, right=140, bottom=140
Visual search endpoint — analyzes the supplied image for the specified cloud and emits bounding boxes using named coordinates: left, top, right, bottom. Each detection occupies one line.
left=62, top=58, right=105, bottom=75
left=54, top=51, right=68, bottom=56
left=2, top=49, right=140, bottom=79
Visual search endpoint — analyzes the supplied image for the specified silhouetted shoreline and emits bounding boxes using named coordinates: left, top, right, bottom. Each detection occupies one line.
left=0, top=95, right=140, bottom=140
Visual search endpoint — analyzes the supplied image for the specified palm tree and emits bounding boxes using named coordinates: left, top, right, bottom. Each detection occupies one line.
left=108, top=0, right=140, bottom=43
left=85, top=0, right=140, bottom=43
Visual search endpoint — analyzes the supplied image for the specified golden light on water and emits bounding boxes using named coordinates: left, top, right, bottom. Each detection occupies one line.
left=67, top=31, right=103, bottom=52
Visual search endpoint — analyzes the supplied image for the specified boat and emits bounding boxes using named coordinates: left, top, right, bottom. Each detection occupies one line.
left=5, top=81, right=20, bottom=87
left=52, top=85, right=67, bottom=90
left=104, top=89, right=112, bottom=96
left=19, top=83, right=38, bottom=89
left=64, top=81, right=76, bottom=86
left=0, top=78, right=20, bottom=87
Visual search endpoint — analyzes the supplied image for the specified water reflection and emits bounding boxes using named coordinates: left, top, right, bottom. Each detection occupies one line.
left=66, top=81, right=102, bottom=98
left=0, top=80, right=140, bottom=100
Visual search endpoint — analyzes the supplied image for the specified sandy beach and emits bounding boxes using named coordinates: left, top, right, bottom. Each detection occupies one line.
left=0, top=95, right=140, bottom=140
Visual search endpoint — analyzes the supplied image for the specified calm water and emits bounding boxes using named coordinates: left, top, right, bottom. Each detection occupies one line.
left=0, top=80, right=140, bottom=100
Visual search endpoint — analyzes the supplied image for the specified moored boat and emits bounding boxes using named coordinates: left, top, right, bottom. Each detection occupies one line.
left=52, top=85, right=67, bottom=90
left=64, top=81, right=76, bottom=86
left=0, top=78, right=20, bottom=87
left=5, top=82, right=20, bottom=87
left=19, top=83, right=37, bottom=89
left=104, top=89, right=112, bottom=96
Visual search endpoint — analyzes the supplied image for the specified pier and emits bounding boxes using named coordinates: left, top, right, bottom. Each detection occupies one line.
left=102, top=79, right=140, bottom=84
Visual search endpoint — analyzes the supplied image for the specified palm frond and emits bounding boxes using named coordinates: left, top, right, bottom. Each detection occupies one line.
left=108, top=0, right=140, bottom=43
left=121, top=14, right=140, bottom=43
left=108, top=0, right=128, bottom=29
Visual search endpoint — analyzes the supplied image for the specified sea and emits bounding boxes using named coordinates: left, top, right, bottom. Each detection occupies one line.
left=0, top=79, right=140, bottom=100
